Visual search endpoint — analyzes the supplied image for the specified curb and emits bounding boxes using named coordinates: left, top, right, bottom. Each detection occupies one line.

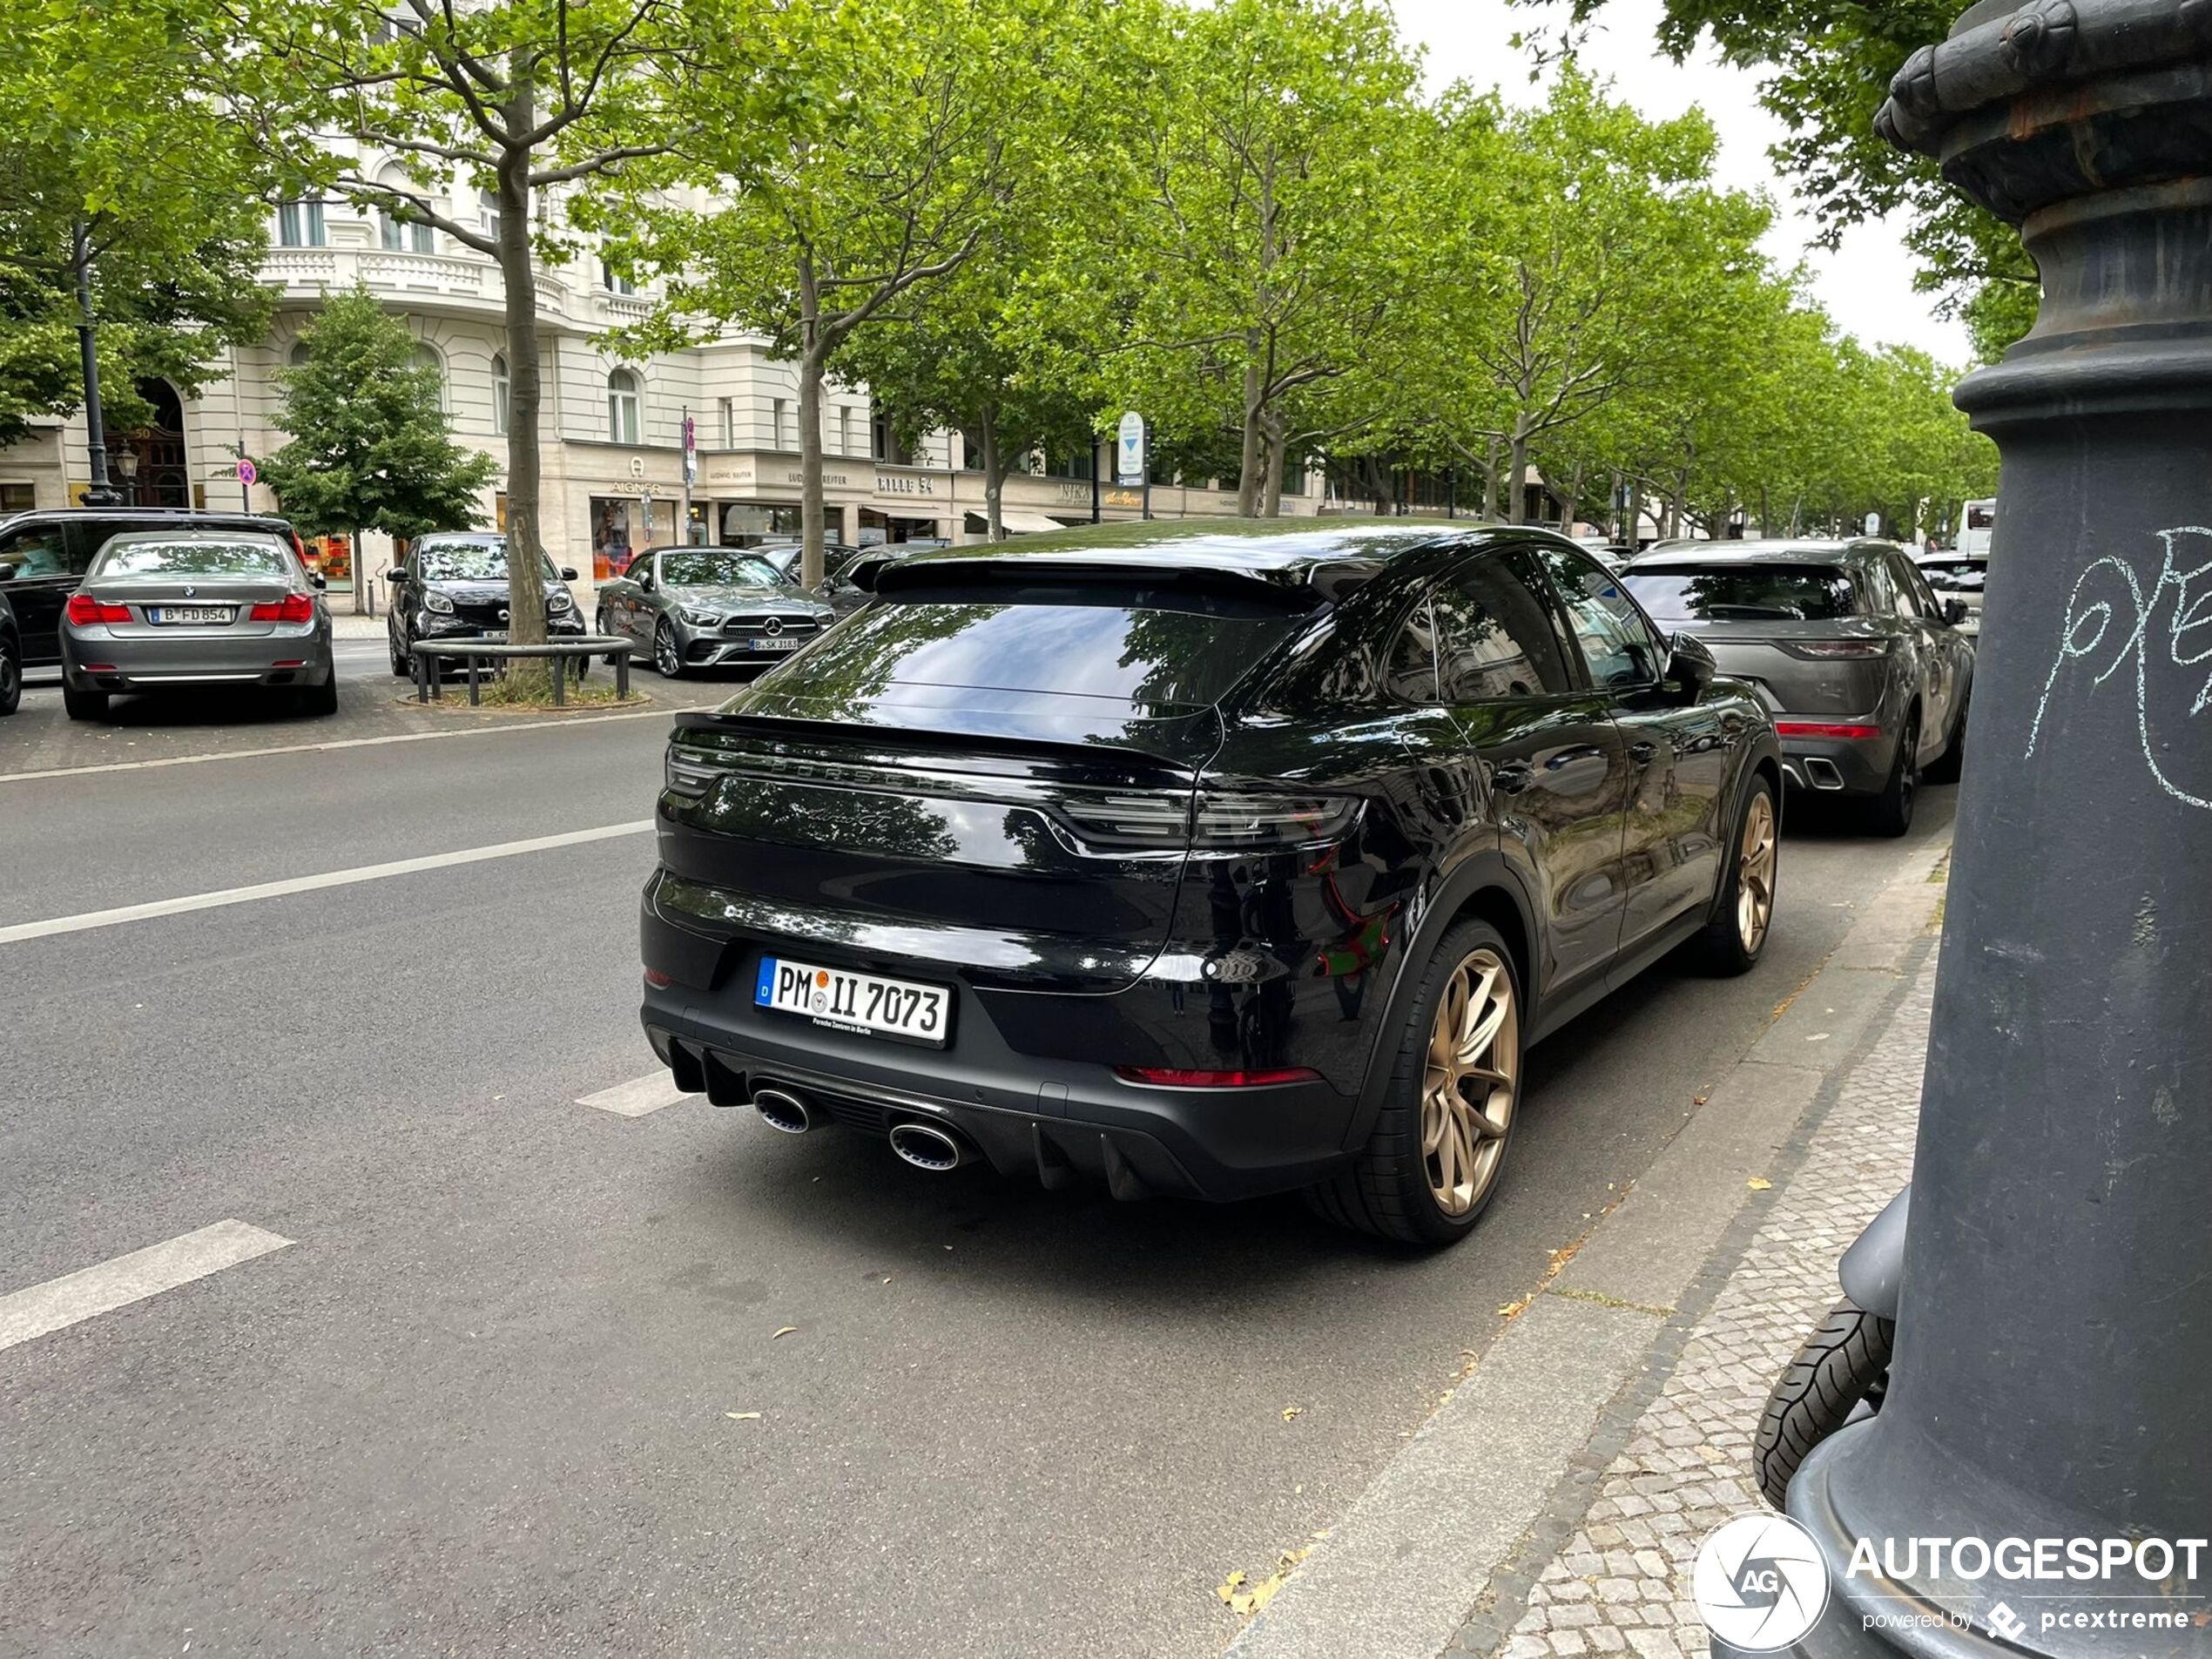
left=1224, top=837, right=1952, bottom=1659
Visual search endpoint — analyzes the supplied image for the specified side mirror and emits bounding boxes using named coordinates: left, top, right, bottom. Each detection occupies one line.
left=559, top=566, right=577, bottom=582
left=1667, top=631, right=1716, bottom=704
left=386, top=567, right=407, bottom=583
left=1944, top=598, right=1970, bottom=626
left=0, top=563, right=16, bottom=583
left=309, top=572, right=327, bottom=590
left=637, top=570, right=654, bottom=591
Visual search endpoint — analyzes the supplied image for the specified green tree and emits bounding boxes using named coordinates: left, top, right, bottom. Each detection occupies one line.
left=0, top=0, right=273, bottom=458
left=1068, top=0, right=1431, bottom=517
left=258, top=286, right=497, bottom=556
left=604, top=0, right=1076, bottom=584
left=208, top=0, right=757, bottom=652
left=1521, top=0, right=2038, bottom=360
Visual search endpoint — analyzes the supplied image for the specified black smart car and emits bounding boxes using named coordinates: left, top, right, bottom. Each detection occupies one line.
left=384, top=531, right=587, bottom=675
left=638, top=521, right=1784, bottom=1245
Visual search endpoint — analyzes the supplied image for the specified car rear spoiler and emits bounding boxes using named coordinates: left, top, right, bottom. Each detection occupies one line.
left=866, top=555, right=1382, bottom=608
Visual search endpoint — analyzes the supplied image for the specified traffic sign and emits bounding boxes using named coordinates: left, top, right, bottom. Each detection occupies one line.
left=1117, top=413, right=1146, bottom=486
left=236, top=457, right=258, bottom=487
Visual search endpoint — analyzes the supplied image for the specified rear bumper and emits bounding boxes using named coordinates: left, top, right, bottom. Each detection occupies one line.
left=61, top=627, right=333, bottom=690
left=1778, top=733, right=1889, bottom=796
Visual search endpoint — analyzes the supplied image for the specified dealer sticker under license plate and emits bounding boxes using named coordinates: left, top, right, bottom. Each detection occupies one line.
left=755, top=957, right=950, bottom=1047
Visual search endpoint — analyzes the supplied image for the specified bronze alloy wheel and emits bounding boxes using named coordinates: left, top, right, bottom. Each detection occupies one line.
left=1423, top=948, right=1520, bottom=1217
left=1737, top=790, right=1778, bottom=954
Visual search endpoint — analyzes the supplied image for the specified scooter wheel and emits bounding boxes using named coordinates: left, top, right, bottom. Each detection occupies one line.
left=1754, top=1298, right=1894, bottom=1510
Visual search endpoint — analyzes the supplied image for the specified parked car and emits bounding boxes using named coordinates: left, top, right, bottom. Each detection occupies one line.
left=637, top=520, right=1784, bottom=1247
left=0, top=585, right=20, bottom=717
left=57, top=529, right=335, bottom=719
left=0, top=507, right=305, bottom=669
left=1914, top=552, right=1988, bottom=638
left=384, top=532, right=587, bottom=676
left=596, top=546, right=836, bottom=677
left=754, top=540, right=889, bottom=615
left=1622, top=539, right=1973, bottom=835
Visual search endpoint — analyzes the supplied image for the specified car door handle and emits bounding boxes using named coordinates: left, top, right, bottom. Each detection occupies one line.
left=1492, top=761, right=1534, bottom=796
left=1629, top=741, right=1658, bottom=768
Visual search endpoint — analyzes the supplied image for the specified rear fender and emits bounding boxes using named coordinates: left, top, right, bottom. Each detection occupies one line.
left=1839, top=1186, right=1910, bottom=1318
left=1343, top=845, right=1538, bottom=1151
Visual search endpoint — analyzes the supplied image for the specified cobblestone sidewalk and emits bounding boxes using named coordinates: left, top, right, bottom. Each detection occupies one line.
left=1461, top=946, right=1938, bottom=1659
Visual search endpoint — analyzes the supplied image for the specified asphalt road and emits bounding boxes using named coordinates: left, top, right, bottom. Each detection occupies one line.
left=0, top=671, right=1956, bottom=1659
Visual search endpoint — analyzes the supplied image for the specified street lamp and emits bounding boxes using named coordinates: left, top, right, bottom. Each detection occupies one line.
left=1774, top=5, right=2212, bottom=1654
left=114, top=448, right=139, bottom=507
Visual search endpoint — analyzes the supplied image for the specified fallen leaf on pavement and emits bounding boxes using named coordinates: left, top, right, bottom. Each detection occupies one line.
left=725, top=1412, right=762, bottom=1420
left=1216, top=1571, right=1248, bottom=1605
left=1748, top=1177, right=1773, bottom=1190
left=772, top=1326, right=797, bottom=1339
left=1280, top=1406, right=1303, bottom=1422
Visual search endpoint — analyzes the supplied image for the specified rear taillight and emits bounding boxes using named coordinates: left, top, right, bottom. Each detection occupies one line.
left=1779, top=639, right=1892, bottom=659
left=250, top=593, right=316, bottom=623
left=1055, top=789, right=1360, bottom=853
left=665, top=742, right=725, bottom=797
left=644, top=969, right=674, bottom=989
left=1115, top=1067, right=1321, bottom=1089
left=65, top=595, right=131, bottom=624
left=1777, top=722, right=1882, bottom=741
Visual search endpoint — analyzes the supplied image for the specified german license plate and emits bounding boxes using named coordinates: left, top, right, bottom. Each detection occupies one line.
left=149, top=605, right=235, bottom=625
left=755, top=956, right=950, bottom=1047
left=749, top=636, right=801, bottom=652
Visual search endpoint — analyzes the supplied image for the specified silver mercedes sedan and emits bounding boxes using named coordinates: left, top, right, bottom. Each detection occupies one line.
left=594, top=546, right=834, bottom=677
left=58, top=529, right=336, bottom=720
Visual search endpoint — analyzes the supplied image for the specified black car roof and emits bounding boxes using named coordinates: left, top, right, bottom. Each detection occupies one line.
left=877, top=516, right=1534, bottom=599
left=2, top=507, right=293, bottom=534
left=1629, top=539, right=1898, bottom=570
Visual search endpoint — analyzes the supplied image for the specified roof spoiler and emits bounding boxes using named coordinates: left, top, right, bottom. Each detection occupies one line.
left=867, top=554, right=1384, bottom=605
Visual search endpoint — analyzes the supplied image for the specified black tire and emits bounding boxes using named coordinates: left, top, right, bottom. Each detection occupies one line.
left=1923, top=691, right=1968, bottom=785
left=1696, top=775, right=1779, bottom=976
left=1754, top=1298, right=1894, bottom=1509
left=297, top=674, right=339, bottom=717
left=0, top=631, right=20, bottom=716
left=654, top=618, right=685, bottom=678
left=62, top=680, right=108, bottom=721
left=1865, top=710, right=1919, bottom=838
left=389, top=628, right=412, bottom=678
left=1306, top=920, right=1524, bottom=1248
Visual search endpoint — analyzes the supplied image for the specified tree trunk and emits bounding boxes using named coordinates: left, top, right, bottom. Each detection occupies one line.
left=980, top=405, right=1004, bottom=542
left=1507, top=427, right=1532, bottom=527
left=1559, top=464, right=1585, bottom=538
left=496, top=130, right=548, bottom=666
left=1482, top=435, right=1501, bottom=520
left=1259, top=405, right=1285, bottom=518
left=1236, top=354, right=1264, bottom=516
left=795, top=252, right=829, bottom=590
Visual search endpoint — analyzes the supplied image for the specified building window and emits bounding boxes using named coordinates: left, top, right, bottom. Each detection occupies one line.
left=276, top=199, right=326, bottom=247
left=607, top=368, right=641, bottom=444
left=718, top=397, right=735, bottom=449
left=479, top=187, right=501, bottom=241
left=376, top=166, right=435, bottom=253
left=491, top=353, right=510, bottom=435
left=413, top=342, right=444, bottom=409
left=772, top=397, right=794, bottom=452
left=870, top=409, right=910, bottom=465
left=287, top=341, right=312, bottom=368
left=601, top=259, right=636, bottom=296
left=838, top=406, right=853, bottom=457
left=0, top=482, right=34, bottom=514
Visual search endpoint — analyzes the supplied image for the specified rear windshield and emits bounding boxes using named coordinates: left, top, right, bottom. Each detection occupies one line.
left=1624, top=564, right=1858, bottom=623
left=414, top=542, right=561, bottom=582
left=659, top=550, right=787, bottom=588
left=782, top=589, right=1300, bottom=708
left=97, top=539, right=291, bottom=578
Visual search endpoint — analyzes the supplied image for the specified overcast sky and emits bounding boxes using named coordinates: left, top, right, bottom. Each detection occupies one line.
left=1389, top=0, right=1973, bottom=366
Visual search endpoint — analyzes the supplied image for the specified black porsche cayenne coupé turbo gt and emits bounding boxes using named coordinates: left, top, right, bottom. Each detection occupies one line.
left=638, top=520, right=1784, bottom=1246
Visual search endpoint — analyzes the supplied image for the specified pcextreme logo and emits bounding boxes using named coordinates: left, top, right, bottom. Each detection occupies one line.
left=1692, top=1513, right=1830, bottom=1652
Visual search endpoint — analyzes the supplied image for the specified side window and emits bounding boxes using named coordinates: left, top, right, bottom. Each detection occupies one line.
left=1883, top=554, right=1928, bottom=621
left=1433, top=556, right=1574, bottom=703
left=0, top=524, right=70, bottom=579
left=1386, top=595, right=1442, bottom=704
left=1531, top=545, right=1664, bottom=691
left=1896, top=556, right=1943, bottom=620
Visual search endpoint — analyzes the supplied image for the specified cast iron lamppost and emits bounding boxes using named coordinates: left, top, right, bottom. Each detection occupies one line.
left=1778, top=3, right=2212, bottom=1652
left=71, top=219, right=120, bottom=509
left=113, top=446, right=139, bottom=507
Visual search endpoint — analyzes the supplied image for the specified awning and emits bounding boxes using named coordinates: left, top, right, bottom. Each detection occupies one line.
left=998, top=510, right=1069, bottom=535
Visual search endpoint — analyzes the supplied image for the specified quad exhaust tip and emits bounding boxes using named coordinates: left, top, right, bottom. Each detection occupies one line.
left=752, top=1088, right=814, bottom=1135
left=888, top=1121, right=969, bottom=1172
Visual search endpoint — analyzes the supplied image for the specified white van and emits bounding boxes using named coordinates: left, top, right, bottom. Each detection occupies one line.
left=1959, top=498, right=1997, bottom=558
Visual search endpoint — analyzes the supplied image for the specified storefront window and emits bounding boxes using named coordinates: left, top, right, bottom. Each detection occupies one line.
left=717, top=502, right=803, bottom=544
left=591, top=497, right=636, bottom=580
